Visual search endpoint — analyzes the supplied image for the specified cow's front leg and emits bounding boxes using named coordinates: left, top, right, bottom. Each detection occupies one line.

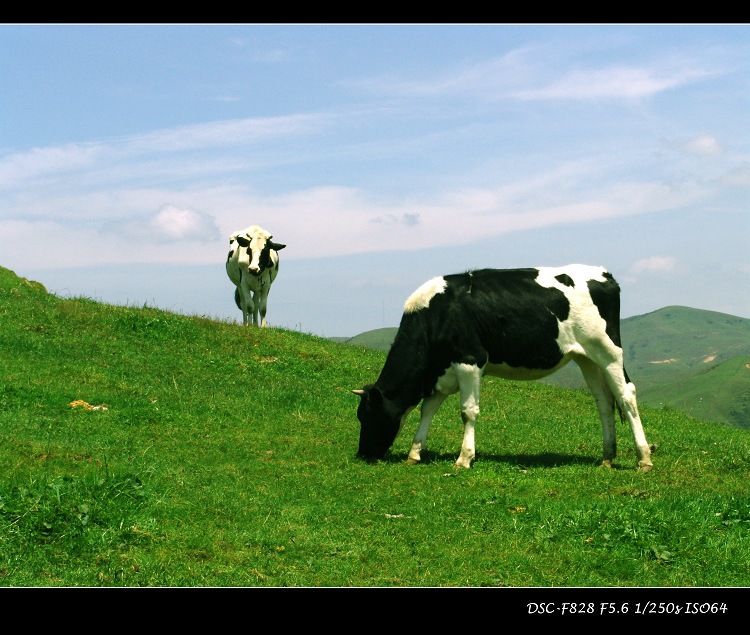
left=455, top=406, right=478, bottom=468
left=408, top=392, right=448, bottom=464
left=258, top=289, right=270, bottom=327
left=250, top=291, right=261, bottom=326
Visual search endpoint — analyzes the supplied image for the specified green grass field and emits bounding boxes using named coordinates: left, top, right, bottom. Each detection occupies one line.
left=1, top=265, right=749, bottom=590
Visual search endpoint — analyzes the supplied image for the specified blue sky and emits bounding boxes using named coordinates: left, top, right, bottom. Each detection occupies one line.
left=2, top=24, right=749, bottom=337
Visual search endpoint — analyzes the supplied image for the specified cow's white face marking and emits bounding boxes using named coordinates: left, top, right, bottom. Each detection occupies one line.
left=233, top=225, right=272, bottom=274
left=404, top=276, right=447, bottom=313
left=246, top=233, right=268, bottom=273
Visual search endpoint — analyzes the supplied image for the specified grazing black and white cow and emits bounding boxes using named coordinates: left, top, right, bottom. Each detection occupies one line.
left=226, top=225, right=286, bottom=327
left=353, top=265, right=653, bottom=471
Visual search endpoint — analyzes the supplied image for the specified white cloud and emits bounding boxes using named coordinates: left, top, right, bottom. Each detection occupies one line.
left=121, top=114, right=328, bottom=155
left=660, top=133, right=727, bottom=160
left=231, top=170, right=710, bottom=262
left=147, top=205, right=220, bottom=242
left=100, top=204, right=220, bottom=245
left=0, top=140, right=719, bottom=273
left=512, top=65, right=711, bottom=101
left=353, top=47, right=716, bottom=104
left=0, top=114, right=332, bottom=190
left=630, top=256, right=677, bottom=275
left=351, top=51, right=526, bottom=98
left=680, top=134, right=725, bottom=157
left=0, top=143, right=103, bottom=187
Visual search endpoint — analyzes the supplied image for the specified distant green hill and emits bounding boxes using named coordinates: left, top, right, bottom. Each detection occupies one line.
left=645, top=355, right=750, bottom=427
left=340, top=306, right=750, bottom=430
left=623, top=305, right=750, bottom=383
left=342, top=327, right=398, bottom=351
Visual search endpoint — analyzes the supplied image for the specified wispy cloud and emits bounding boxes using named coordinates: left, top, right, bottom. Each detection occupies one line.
left=0, top=146, right=721, bottom=272
left=660, top=133, right=727, bottom=159
left=371, top=212, right=421, bottom=226
left=229, top=36, right=297, bottom=63
left=680, top=134, right=725, bottom=157
left=512, top=65, right=712, bottom=101
left=350, top=46, right=718, bottom=104
left=121, top=114, right=327, bottom=154
left=630, top=256, right=678, bottom=275
left=349, top=51, right=528, bottom=99
left=0, top=143, right=105, bottom=186
left=0, top=113, right=332, bottom=190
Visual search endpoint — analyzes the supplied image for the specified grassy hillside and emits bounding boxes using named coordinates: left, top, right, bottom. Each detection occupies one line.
left=344, top=307, right=750, bottom=429
left=646, top=356, right=750, bottom=426
left=1, top=265, right=750, bottom=589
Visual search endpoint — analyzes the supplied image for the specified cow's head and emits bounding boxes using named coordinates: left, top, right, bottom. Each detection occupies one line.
left=235, top=230, right=286, bottom=275
left=352, top=385, right=402, bottom=461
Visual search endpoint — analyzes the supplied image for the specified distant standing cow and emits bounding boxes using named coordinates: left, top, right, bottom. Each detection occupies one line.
left=353, top=265, right=653, bottom=472
left=226, top=225, right=286, bottom=327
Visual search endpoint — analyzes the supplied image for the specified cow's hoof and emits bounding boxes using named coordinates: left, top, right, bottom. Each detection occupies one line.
left=600, top=459, right=613, bottom=469
left=638, top=462, right=653, bottom=473
left=406, top=458, right=420, bottom=465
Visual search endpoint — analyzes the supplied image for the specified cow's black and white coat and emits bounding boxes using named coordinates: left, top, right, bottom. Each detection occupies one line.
left=353, top=265, right=653, bottom=471
left=226, top=225, right=286, bottom=327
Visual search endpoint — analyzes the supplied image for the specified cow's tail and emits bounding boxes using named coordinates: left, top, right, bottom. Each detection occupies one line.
left=615, top=402, right=625, bottom=425
left=616, top=366, right=634, bottom=424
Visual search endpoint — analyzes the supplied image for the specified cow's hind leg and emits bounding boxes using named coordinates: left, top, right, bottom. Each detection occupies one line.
left=576, top=357, right=617, bottom=468
left=578, top=356, right=653, bottom=472
left=609, top=368, right=652, bottom=472
left=238, top=288, right=252, bottom=326
left=408, top=391, right=448, bottom=465
left=455, top=363, right=483, bottom=469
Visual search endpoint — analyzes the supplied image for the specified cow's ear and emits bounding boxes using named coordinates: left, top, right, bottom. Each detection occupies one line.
left=269, top=241, right=286, bottom=251
left=236, top=236, right=250, bottom=247
left=365, top=386, right=383, bottom=408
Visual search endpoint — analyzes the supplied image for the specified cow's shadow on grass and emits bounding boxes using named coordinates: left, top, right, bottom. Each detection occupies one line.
left=381, top=450, right=612, bottom=469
